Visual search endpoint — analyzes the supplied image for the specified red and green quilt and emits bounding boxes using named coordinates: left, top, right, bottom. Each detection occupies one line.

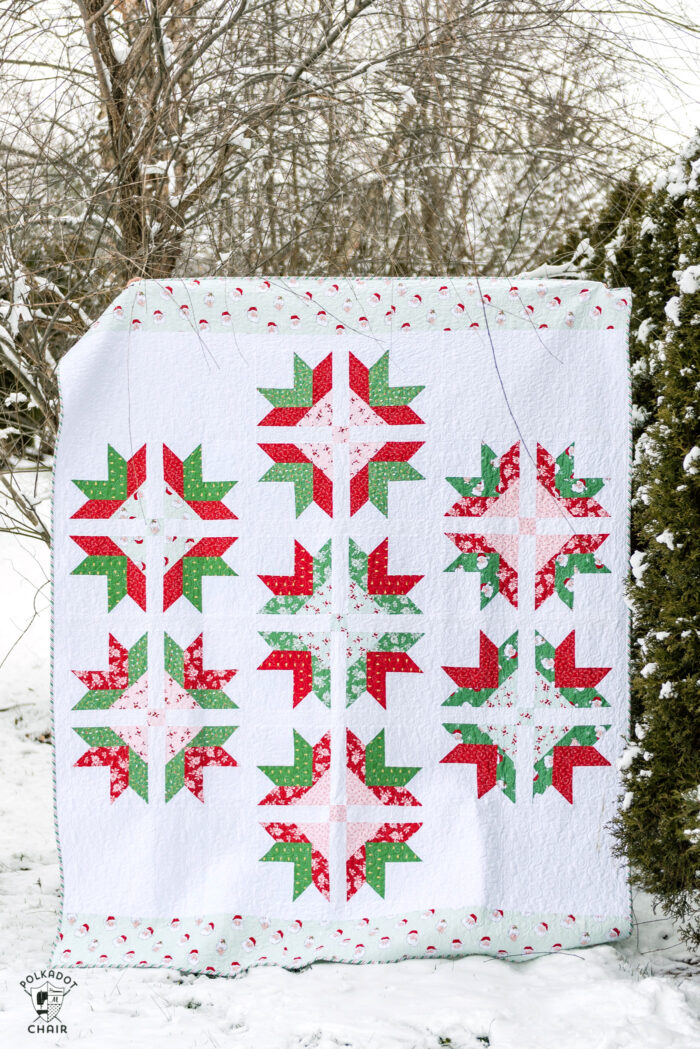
left=51, top=276, right=631, bottom=975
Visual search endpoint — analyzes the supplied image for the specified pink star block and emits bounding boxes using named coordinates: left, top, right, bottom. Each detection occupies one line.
left=519, top=518, right=536, bottom=534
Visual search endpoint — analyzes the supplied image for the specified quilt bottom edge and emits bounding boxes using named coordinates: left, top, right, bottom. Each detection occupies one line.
left=50, top=906, right=632, bottom=975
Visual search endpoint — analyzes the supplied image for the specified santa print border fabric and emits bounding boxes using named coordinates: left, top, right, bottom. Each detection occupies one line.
left=51, top=277, right=631, bottom=975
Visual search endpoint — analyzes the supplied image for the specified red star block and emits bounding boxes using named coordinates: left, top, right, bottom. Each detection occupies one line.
left=367, top=538, right=423, bottom=595
left=554, top=632, right=611, bottom=690
left=441, top=742, right=500, bottom=798
left=443, top=632, right=500, bottom=693
left=366, top=650, right=422, bottom=707
left=551, top=746, right=611, bottom=804
left=184, top=747, right=237, bottom=802
left=259, top=540, right=315, bottom=596
left=259, top=650, right=313, bottom=706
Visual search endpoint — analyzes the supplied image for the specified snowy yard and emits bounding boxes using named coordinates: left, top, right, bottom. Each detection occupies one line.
left=1, top=521, right=699, bottom=1048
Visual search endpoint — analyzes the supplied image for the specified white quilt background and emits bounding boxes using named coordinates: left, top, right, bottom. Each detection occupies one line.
left=51, top=278, right=631, bottom=971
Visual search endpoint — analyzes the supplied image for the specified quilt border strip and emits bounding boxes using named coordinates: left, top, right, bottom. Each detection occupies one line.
left=87, top=276, right=631, bottom=336
left=53, top=906, right=632, bottom=972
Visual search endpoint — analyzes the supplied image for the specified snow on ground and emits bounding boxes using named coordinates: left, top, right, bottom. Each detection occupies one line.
left=1, top=518, right=699, bottom=1049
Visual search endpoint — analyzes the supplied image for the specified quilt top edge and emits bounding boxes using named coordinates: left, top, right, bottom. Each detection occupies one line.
left=87, top=276, right=631, bottom=337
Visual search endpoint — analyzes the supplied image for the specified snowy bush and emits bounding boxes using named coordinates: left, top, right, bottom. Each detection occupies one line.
left=552, top=132, right=700, bottom=949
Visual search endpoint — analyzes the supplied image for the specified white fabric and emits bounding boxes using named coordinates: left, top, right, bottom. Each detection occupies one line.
left=50, top=277, right=631, bottom=972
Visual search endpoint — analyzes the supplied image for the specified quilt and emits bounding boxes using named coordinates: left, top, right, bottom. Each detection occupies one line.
left=49, top=276, right=631, bottom=974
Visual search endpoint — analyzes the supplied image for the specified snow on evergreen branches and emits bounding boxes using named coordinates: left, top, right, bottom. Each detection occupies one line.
left=553, top=130, right=700, bottom=949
